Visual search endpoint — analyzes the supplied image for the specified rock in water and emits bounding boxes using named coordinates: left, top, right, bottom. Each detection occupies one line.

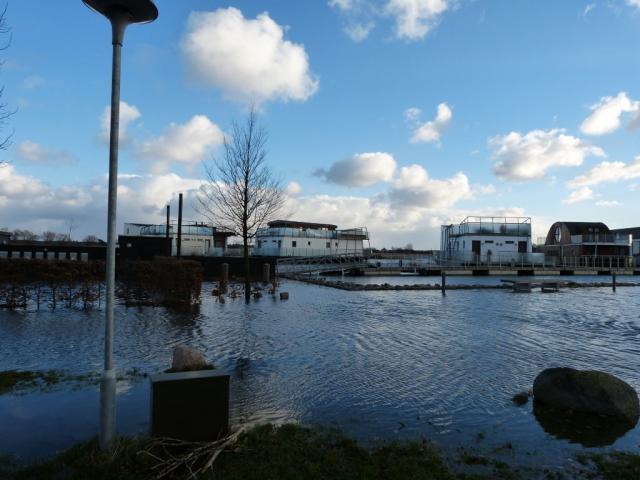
left=533, top=368, right=639, bottom=421
left=171, top=346, right=208, bottom=372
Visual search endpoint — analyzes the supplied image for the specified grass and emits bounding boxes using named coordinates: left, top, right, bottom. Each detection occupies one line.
left=576, top=452, right=640, bottom=480
left=4, top=424, right=640, bottom=479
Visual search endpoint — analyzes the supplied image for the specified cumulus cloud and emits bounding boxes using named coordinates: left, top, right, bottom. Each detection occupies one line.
left=0, top=165, right=203, bottom=238
left=136, top=115, right=224, bottom=173
left=99, top=101, right=141, bottom=145
left=489, top=129, right=605, bottom=181
left=181, top=7, right=319, bottom=104
left=314, top=152, right=397, bottom=187
left=626, top=1, right=640, bottom=9
left=563, top=186, right=593, bottom=204
left=408, top=102, right=452, bottom=144
left=385, top=0, right=452, bottom=40
left=389, top=165, right=472, bottom=209
left=580, top=92, right=640, bottom=136
left=567, top=157, right=640, bottom=187
left=16, top=141, right=74, bottom=165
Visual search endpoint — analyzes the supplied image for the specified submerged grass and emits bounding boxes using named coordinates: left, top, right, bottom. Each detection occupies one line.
left=5, top=424, right=640, bottom=479
left=0, top=369, right=147, bottom=395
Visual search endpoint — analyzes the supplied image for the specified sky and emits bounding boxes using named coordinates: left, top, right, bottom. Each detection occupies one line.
left=1, top=0, right=640, bottom=249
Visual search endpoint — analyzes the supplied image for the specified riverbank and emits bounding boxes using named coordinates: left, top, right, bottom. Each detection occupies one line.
left=3, top=424, right=638, bottom=480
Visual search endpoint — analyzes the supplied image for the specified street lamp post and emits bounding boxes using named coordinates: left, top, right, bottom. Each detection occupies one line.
left=82, top=0, right=158, bottom=451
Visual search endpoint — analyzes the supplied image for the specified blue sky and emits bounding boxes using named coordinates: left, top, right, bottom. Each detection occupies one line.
left=1, top=0, right=640, bottom=248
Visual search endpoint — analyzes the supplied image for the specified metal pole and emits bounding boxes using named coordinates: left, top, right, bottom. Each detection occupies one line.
left=100, top=13, right=126, bottom=451
left=177, top=193, right=183, bottom=258
left=165, top=205, right=171, bottom=256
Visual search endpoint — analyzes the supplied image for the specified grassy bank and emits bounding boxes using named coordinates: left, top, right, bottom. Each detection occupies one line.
left=4, top=424, right=639, bottom=479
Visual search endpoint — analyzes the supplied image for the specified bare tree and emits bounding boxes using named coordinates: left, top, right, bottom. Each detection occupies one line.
left=41, top=231, right=56, bottom=242
left=197, top=109, right=285, bottom=302
left=11, top=229, right=38, bottom=241
left=0, top=6, right=13, bottom=165
left=83, top=234, right=100, bottom=243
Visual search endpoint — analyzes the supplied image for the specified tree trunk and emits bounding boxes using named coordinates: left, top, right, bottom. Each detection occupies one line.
left=243, top=227, right=250, bottom=303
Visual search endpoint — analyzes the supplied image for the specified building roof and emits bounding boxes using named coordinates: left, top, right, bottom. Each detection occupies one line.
left=551, top=221, right=611, bottom=235
left=267, top=220, right=338, bottom=230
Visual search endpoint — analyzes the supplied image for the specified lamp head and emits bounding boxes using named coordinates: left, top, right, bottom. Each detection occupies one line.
left=82, top=0, right=158, bottom=24
left=83, top=0, right=157, bottom=45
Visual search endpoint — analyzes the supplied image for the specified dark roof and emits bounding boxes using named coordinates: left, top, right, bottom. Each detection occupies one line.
left=267, top=220, right=338, bottom=230
left=551, top=222, right=610, bottom=235
left=611, top=227, right=640, bottom=239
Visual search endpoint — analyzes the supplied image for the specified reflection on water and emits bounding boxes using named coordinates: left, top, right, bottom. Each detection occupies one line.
left=533, top=403, right=639, bottom=448
left=1, top=277, right=640, bottom=468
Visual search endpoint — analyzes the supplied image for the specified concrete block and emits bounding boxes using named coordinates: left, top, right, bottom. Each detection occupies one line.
left=150, top=370, right=229, bottom=442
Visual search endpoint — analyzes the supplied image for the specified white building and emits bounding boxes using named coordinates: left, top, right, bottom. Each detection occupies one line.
left=440, top=216, right=541, bottom=265
left=253, top=220, right=369, bottom=257
left=122, top=222, right=234, bottom=257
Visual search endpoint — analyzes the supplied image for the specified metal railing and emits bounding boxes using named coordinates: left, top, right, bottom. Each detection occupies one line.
left=253, top=247, right=365, bottom=257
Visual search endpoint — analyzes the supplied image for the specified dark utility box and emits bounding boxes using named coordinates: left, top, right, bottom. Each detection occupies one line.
left=150, top=370, right=230, bottom=441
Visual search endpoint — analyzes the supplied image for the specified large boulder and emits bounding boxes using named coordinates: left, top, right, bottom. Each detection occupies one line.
left=533, top=367, right=639, bottom=421
left=171, top=346, right=209, bottom=372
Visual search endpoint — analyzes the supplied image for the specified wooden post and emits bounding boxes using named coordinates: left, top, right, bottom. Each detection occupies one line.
left=177, top=193, right=183, bottom=258
left=441, top=271, right=446, bottom=296
left=220, top=262, right=229, bottom=293
left=262, top=263, right=270, bottom=284
left=612, top=272, right=616, bottom=292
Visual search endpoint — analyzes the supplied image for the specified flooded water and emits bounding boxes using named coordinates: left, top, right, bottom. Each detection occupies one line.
left=1, top=277, right=639, bottom=470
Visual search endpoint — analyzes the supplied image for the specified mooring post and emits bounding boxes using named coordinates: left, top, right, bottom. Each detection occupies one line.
left=221, top=263, right=229, bottom=293
left=441, top=271, right=446, bottom=296
left=263, top=263, right=270, bottom=284
left=612, top=272, right=616, bottom=292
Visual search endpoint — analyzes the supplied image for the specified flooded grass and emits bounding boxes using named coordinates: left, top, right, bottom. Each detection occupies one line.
left=6, top=424, right=639, bottom=479
left=0, top=369, right=147, bottom=396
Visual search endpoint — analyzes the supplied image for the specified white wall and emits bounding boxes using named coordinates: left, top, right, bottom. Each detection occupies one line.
left=255, top=234, right=364, bottom=257
left=449, top=235, right=531, bottom=256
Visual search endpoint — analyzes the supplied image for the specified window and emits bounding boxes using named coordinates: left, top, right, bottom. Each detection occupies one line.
left=326, top=242, right=331, bottom=248
left=308, top=241, right=311, bottom=246
left=485, top=240, right=494, bottom=244
left=292, top=241, right=297, bottom=248
left=505, top=241, right=514, bottom=244
left=335, top=242, right=338, bottom=247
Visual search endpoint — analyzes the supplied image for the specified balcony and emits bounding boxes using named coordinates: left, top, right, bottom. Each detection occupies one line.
left=570, top=234, right=631, bottom=245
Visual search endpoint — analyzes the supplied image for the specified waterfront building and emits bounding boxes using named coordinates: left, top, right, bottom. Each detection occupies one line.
left=120, top=222, right=235, bottom=258
left=440, top=216, right=537, bottom=265
left=611, top=226, right=640, bottom=267
left=540, top=221, right=631, bottom=268
left=253, top=220, right=369, bottom=257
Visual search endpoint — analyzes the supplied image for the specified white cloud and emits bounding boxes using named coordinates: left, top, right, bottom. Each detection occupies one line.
left=472, top=183, right=496, bottom=195
left=0, top=165, right=203, bottom=238
left=595, top=200, right=621, bottom=207
left=136, top=115, right=224, bottom=173
left=385, top=0, right=452, bottom=40
left=408, top=102, right=452, bottom=144
left=315, top=152, right=397, bottom=187
left=99, top=101, right=141, bottom=145
left=563, top=186, right=593, bottom=204
left=626, top=1, right=640, bottom=9
left=329, top=0, right=357, bottom=11
left=285, top=181, right=302, bottom=197
left=389, top=165, right=472, bottom=209
left=580, top=92, right=640, bottom=136
left=182, top=7, right=319, bottom=104
left=16, top=141, right=73, bottom=165
left=344, top=22, right=375, bottom=41
left=489, top=129, right=605, bottom=181
left=582, top=3, right=596, bottom=18
left=567, top=157, right=640, bottom=187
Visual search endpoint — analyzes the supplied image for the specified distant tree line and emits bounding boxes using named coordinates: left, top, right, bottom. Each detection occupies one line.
left=10, top=229, right=102, bottom=243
